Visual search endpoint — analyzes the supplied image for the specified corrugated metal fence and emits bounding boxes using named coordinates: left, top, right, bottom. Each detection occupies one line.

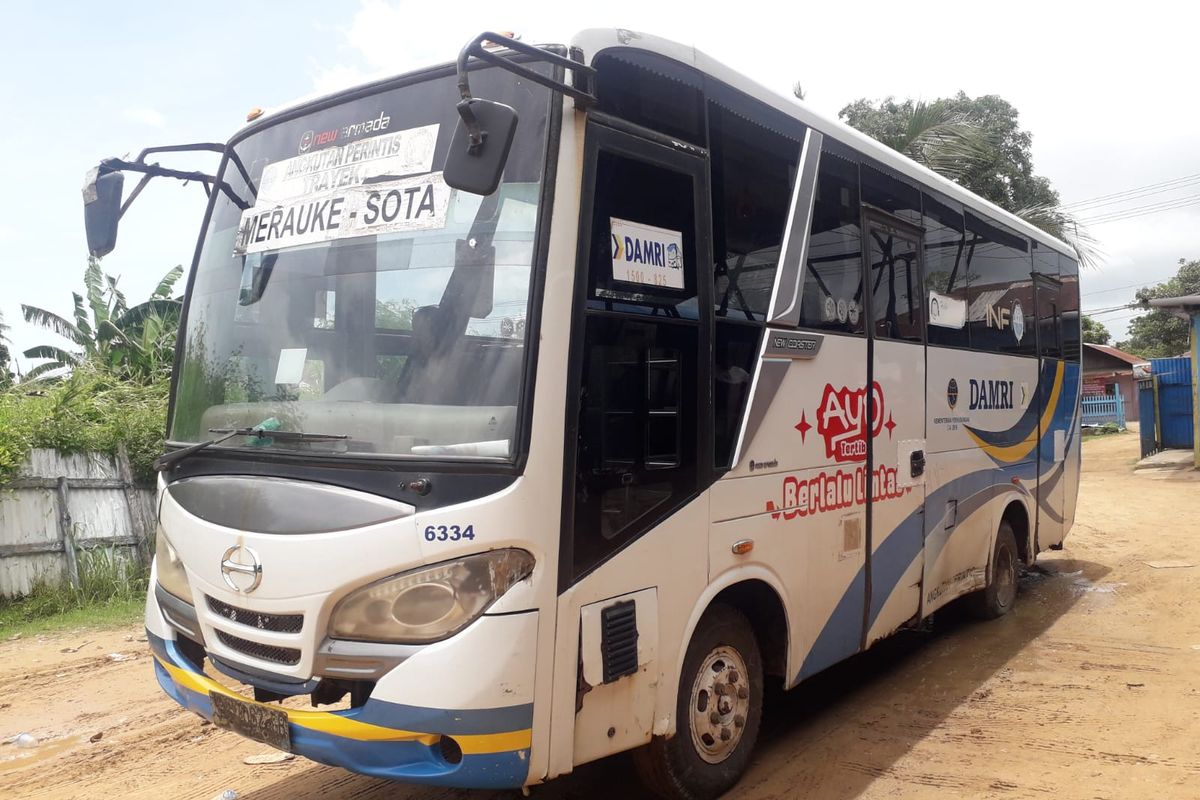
left=1152, top=357, right=1195, bottom=449
left=1138, top=358, right=1195, bottom=458
left=0, top=448, right=155, bottom=598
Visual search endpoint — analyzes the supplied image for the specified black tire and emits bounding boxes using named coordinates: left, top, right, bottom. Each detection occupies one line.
left=969, top=521, right=1020, bottom=620
left=632, top=604, right=763, bottom=800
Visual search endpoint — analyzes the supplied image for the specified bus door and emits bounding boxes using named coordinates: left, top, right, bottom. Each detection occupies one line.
left=862, top=211, right=927, bottom=645
left=1034, top=274, right=1066, bottom=549
left=559, top=119, right=712, bottom=766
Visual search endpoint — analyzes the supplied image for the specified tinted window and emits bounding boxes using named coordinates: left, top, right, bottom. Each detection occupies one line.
left=867, top=219, right=922, bottom=341
left=709, top=103, right=801, bottom=321
left=714, top=323, right=761, bottom=468
left=861, top=161, right=921, bottom=225
left=923, top=191, right=969, bottom=348
left=1034, top=274, right=1062, bottom=359
left=799, top=145, right=863, bottom=333
left=964, top=211, right=1034, bottom=355
left=586, top=151, right=699, bottom=318
left=1060, top=255, right=1080, bottom=362
left=593, top=52, right=704, bottom=145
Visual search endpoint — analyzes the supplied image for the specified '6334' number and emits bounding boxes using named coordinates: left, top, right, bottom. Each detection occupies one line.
left=423, top=524, right=475, bottom=542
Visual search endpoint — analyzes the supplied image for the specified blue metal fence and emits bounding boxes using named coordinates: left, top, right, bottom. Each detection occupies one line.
left=1151, top=357, right=1194, bottom=449
left=1138, top=378, right=1159, bottom=458
left=1081, top=393, right=1127, bottom=428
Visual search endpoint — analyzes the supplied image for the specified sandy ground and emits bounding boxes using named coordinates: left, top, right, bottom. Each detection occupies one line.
left=3, top=430, right=1199, bottom=800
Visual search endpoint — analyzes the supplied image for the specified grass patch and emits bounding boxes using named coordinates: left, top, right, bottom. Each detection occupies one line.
left=0, top=597, right=144, bottom=638
left=0, top=547, right=148, bottom=638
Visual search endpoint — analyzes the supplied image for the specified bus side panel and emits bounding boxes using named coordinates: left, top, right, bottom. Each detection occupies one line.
left=1061, top=363, right=1082, bottom=536
left=1036, top=360, right=1080, bottom=551
left=714, top=333, right=868, bottom=684
left=922, top=350, right=1041, bottom=615
left=864, top=338, right=926, bottom=647
left=548, top=495, right=709, bottom=775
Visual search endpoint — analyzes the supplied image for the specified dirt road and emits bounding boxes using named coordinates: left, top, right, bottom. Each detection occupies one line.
left=4, top=431, right=1199, bottom=800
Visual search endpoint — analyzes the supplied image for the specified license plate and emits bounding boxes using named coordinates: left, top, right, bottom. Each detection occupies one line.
left=210, top=691, right=292, bottom=753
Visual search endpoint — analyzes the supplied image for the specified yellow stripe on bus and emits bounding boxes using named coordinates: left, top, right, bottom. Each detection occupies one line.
left=155, top=656, right=531, bottom=755
left=966, top=361, right=1064, bottom=464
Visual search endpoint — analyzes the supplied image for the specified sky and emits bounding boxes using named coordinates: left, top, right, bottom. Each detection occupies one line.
left=2, top=0, right=1198, bottom=372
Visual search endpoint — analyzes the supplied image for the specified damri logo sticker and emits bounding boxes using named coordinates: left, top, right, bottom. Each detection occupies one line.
left=947, top=378, right=959, bottom=409
left=610, top=217, right=685, bottom=289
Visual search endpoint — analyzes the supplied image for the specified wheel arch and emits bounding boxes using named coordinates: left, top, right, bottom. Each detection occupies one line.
left=1001, top=496, right=1032, bottom=565
left=658, top=567, right=789, bottom=736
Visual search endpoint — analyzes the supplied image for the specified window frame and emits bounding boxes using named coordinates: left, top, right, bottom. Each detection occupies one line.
left=861, top=205, right=927, bottom=345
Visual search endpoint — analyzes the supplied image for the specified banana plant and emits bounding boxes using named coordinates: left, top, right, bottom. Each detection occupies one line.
left=21, top=259, right=183, bottom=382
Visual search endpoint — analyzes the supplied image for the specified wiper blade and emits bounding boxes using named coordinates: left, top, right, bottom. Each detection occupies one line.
left=153, top=429, right=243, bottom=471
left=207, top=427, right=350, bottom=442
left=154, top=425, right=350, bottom=471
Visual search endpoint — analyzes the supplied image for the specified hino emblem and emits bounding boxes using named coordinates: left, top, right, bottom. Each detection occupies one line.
left=220, top=545, right=263, bottom=593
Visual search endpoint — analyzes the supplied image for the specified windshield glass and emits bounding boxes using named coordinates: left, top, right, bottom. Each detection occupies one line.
left=170, top=66, right=556, bottom=460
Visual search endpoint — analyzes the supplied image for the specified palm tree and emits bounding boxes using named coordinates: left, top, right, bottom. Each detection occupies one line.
left=21, top=259, right=183, bottom=382
left=843, top=98, right=1099, bottom=268
left=864, top=100, right=996, bottom=185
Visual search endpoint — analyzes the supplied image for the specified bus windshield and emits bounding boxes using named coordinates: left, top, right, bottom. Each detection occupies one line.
left=169, top=66, right=556, bottom=461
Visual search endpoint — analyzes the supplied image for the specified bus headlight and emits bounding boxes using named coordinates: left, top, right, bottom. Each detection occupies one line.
left=154, top=525, right=191, bottom=602
left=329, top=549, right=534, bottom=644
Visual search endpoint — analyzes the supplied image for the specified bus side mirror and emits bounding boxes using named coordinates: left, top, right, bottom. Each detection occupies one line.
left=82, top=166, right=125, bottom=258
left=443, top=99, right=518, bottom=196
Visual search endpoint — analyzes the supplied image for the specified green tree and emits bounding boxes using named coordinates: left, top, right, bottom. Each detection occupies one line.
left=839, top=92, right=1097, bottom=267
left=21, top=259, right=184, bottom=382
left=1119, top=258, right=1200, bottom=358
left=1081, top=315, right=1111, bottom=345
left=0, top=311, right=12, bottom=388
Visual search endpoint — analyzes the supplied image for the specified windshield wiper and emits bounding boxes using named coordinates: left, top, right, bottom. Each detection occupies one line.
left=154, top=425, right=349, bottom=471
left=207, top=427, right=350, bottom=442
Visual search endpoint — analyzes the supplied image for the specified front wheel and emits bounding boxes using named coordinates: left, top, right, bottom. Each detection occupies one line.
left=632, top=604, right=763, bottom=800
left=969, top=521, right=1019, bottom=619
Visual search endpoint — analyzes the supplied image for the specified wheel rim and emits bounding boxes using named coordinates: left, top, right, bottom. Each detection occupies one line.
left=995, top=544, right=1017, bottom=610
left=688, top=645, right=751, bottom=764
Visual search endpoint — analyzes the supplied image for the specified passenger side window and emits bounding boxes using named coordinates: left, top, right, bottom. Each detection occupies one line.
left=964, top=211, right=1035, bottom=356
left=707, top=94, right=802, bottom=468
left=861, top=161, right=921, bottom=225
left=799, top=147, right=863, bottom=333
left=923, top=191, right=969, bottom=349
left=709, top=103, right=801, bottom=321
left=866, top=219, right=923, bottom=342
left=1060, top=255, right=1081, bottom=362
left=1032, top=243, right=1062, bottom=359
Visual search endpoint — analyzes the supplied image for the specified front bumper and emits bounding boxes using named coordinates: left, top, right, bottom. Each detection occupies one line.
left=149, top=631, right=533, bottom=788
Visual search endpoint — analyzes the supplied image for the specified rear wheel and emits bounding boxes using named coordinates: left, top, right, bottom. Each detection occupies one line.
left=970, top=521, right=1019, bottom=619
left=633, top=604, right=762, bottom=800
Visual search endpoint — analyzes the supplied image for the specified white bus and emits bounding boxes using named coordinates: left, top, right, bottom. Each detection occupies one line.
left=84, top=29, right=1081, bottom=799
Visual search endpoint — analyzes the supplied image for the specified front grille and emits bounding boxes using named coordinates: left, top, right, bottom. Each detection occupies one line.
left=215, top=630, right=301, bottom=666
left=207, top=596, right=303, bottom=634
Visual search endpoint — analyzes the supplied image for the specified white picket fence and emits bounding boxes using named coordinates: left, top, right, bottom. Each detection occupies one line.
left=0, top=448, right=155, bottom=598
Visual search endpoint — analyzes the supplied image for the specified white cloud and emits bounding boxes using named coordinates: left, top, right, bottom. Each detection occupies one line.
left=122, top=107, right=166, bottom=127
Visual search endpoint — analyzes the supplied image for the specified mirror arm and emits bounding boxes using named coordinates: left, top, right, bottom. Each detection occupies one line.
left=455, top=32, right=597, bottom=148
left=98, top=155, right=252, bottom=215
left=132, top=143, right=256, bottom=193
